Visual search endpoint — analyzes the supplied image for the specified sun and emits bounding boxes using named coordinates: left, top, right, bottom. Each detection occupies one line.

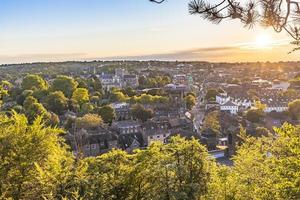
left=254, top=33, right=273, bottom=49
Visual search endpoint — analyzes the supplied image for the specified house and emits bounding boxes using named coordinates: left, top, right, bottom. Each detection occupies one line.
left=123, top=74, right=139, bottom=88
left=142, top=120, right=171, bottom=145
left=112, top=120, right=141, bottom=134
left=216, top=94, right=230, bottom=104
left=111, top=102, right=131, bottom=121
left=220, top=101, right=239, bottom=114
left=264, top=103, right=288, bottom=113
left=118, top=132, right=145, bottom=152
left=99, top=73, right=122, bottom=89
left=69, top=127, right=118, bottom=157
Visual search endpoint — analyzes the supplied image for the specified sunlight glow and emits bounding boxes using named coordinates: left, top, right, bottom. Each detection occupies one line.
left=254, top=34, right=273, bottom=49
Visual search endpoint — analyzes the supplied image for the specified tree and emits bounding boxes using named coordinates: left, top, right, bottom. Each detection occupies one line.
left=130, top=136, right=213, bottom=200
left=202, top=111, right=221, bottom=136
left=0, top=84, right=9, bottom=107
left=131, top=103, right=154, bottom=122
left=21, top=74, right=48, bottom=91
left=212, top=124, right=300, bottom=199
left=79, top=136, right=213, bottom=200
left=72, top=88, right=89, bottom=106
left=0, top=112, right=74, bottom=199
left=205, top=89, right=218, bottom=101
left=151, top=0, right=300, bottom=51
left=288, top=99, right=300, bottom=120
left=185, top=94, right=196, bottom=110
left=45, top=91, right=69, bottom=115
left=97, top=105, right=116, bottom=124
left=110, top=91, right=128, bottom=102
left=75, top=114, right=103, bottom=129
left=81, top=150, right=133, bottom=200
left=50, top=76, right=78, bottom=98
left=246, top=109, right=265, bottom=123
left=121, top=87, right=136, bottom=97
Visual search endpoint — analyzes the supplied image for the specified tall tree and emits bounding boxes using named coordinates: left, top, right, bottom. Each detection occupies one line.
left=21, top=74, right=48, bottom=91
left=72, top=88, right=90, bottom=106
left=288, top=99, right=300, bottom=120
left=97, top=105, right=116, bottom=124
left=131, top=103, right=154, bottom=122
left=50, top=76, right=78, bottom=98
left=45, top=91, right=69, bottom=115
left=0, top=113, right=74, bottom=199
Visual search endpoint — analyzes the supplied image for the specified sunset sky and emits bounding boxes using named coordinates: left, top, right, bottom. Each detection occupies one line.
left=0, top=0, right=300, bottom=64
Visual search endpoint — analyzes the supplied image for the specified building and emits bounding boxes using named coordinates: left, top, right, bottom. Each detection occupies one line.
left=123, top=74, right=139, bottom=88
left=142, top=120, right=171, bottom=145
left=111, top=102, right=131, bottom=121
left=112, top=120, right=141, bottom=134
left=220, top=101, right=239, bottom=114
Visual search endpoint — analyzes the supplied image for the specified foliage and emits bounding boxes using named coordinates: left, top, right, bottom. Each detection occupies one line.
left=202, top=111, right=221, bottom=136
left=288, top=99, right=300, bottom=120
left=0, top=112, right=73, bottom=199
left=130, top=93, right=169, bottom=104
left=152, top=0, right=300, bottom=51
left=23, top=96, right=49, bottom=123
left=210, top=124, right=300, bottom=199
left=45, top=91, right=69, bottom=115
left=205, top=89, right=218, bottom=101
left=110, top=91, right=128, bottom=102
left=80, top=136, right=213, bottom=200
left=50, top=75, right=78, bottom=98
left=138, top=75, right=171, bottom=88
left=72, top=88, right=89, bottom=106
left=131, top=103, right=154, bottom=122
left=246, top=109, right=265, bottom=123
left=97, top=105, right=116, bottom=124
left=185, top=94, right=196, bottom=110
left=75, top=114, right=103, bottom=129
left=21, top=74, right=48, bottom=91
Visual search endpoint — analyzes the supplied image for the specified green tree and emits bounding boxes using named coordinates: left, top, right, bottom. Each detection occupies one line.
left=0, top=112, right=74, bottom=199
left=131, top=103, right=153, bottom=122
left=205, top=89, right=218, bottom=101
left=216, top=124, right=300, bottom=200
left=246, top=109, right=265, bottom=123
left=72, top=88, right=89, bottom=106
left=185, top=94, right=196, bottom=110
left=21, top=74, right=48, bottom=91
left=288, top=99, right=300, bottom=120
left=82, top=150, right=133, bottom=200
left=45, top=91, right=69, bottom=115
left=23, top=96, right=50, bottom=123
left=202, top=111, right=221, bottom=136
left=50, top=76, right=78, bottom=98
left=75, top=114, right=103, bottom=129
left=97, top=105, right=116, bottom=124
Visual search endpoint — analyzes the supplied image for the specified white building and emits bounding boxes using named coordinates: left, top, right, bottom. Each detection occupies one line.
left=264, top=104, right=288, bottom=113
left=220, top=101, right=239, bottom=114
left=216, top=94, right=230, bottom=104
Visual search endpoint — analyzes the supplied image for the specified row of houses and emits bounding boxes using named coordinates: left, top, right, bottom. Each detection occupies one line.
left=214, top=90, right=294, bottom=114
left=69, top=116, right=196, bottom=157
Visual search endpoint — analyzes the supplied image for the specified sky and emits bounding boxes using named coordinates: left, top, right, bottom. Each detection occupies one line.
left=0, top=0, right=300, bottom=64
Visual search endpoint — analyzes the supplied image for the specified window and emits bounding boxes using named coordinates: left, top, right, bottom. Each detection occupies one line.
left=150, top=136, right=153, bottom=139
left=157, top=135, right=160, bottom=138
left=91, top=144, right=96, bottom=149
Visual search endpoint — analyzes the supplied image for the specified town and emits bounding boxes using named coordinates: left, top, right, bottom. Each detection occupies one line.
left=1, top=61, right=300, bottom=164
